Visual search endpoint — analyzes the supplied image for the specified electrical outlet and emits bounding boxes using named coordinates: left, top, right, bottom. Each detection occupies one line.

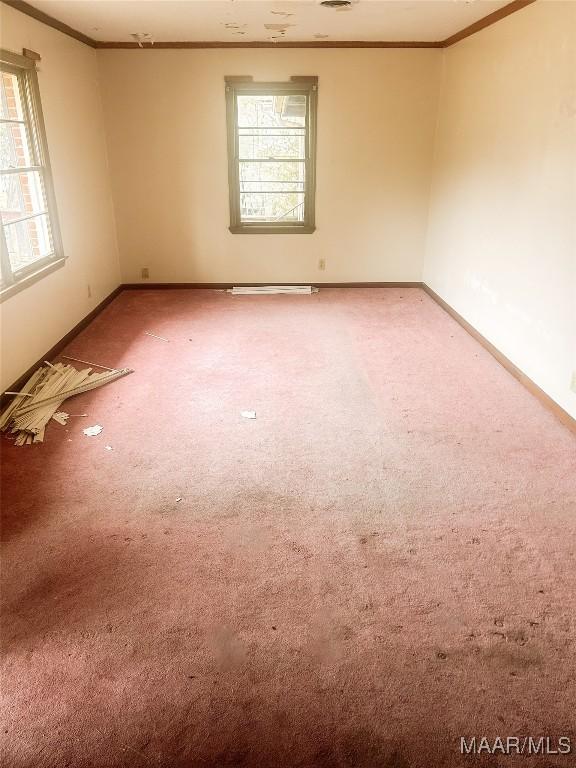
left=571, top=370, right=576, bottom=394
left=87, top=284, right=92, bottom=298
left=141, top=267, right=150, bottom=279
left=318, top=258, right=326, bottom=271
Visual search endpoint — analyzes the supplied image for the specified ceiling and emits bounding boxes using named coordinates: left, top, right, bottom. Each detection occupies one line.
left=21, top=0, right=514, bottom=43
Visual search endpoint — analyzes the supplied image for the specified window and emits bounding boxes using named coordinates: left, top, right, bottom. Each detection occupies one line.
left=1, top=49, right=63, bottom=300
left=225, top=76, right=317, bottom=234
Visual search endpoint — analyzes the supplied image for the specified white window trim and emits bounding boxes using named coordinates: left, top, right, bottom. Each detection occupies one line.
left=1, top=48, right=64, bottom=302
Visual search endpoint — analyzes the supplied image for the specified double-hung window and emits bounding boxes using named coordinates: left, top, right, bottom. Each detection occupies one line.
left=225, top=76, right=317, bottom=234
left=1, top=49, right=63, bottom=300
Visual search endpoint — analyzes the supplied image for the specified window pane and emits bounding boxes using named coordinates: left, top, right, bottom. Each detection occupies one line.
left=240, top=180, right=305, bottom=193
left=0, top=65, right=63, bottom=288
left=1, top=122, right=34, bottom=170
left=0, top=171, right=47, bottom=224
left=239, top=128, right=305, bottom=160
left=4, top=213, right=53, bottom=271
left=239, top=161, right=305, bottom=185
left=237, top=94, right=306, bottom=128
left=239, top=160, right=306, bottom=222
left=240, top=193, right=305, bottom=223
left=0, top=71, right=25, bottom=121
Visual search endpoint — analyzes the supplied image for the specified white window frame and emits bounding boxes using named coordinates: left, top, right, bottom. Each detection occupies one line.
left=1, top=49, right=64, bottom=302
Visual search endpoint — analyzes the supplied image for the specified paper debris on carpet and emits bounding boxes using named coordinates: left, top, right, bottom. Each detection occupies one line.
left=83, top=425, right=103, bottom=437
left=0, top=362, right=132, bottom=446
left=228, top=286, right=318, bottom=295
left=145, top=331, right=169, bottom=341
left=241, top=410, right=257, bottom=419
left=52, top=411, right=70, bottom=426
left=105, top=445, right=113, bottom=451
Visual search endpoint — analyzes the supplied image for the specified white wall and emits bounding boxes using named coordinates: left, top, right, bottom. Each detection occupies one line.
left=97, top=49, right=441, bottom=284
left=0, top=4, right=121, bottom=390
left=424, top=1, right=576, bottom=419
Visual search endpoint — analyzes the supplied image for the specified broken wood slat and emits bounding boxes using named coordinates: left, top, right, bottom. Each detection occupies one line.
left=9, top=366, right=90, bottom=440
left=13, top=367, right=91, bottom=426
left=60, top=355, right=118, bottom=371
left=14, top=368, right=133, bottom=416
left=0, top=367, right=47, bottom=430
left=12, top=367, right=92, bottom=434
left=0, top=362, right=134, bottom=446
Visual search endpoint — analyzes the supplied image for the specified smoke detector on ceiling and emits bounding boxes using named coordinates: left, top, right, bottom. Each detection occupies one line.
left=320, top=1, right=353, bottom=8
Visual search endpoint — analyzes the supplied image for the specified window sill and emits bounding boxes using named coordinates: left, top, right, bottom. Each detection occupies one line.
left=229, top=225, right=316, bottom=235
left=0, top=256, right=66, bottom=303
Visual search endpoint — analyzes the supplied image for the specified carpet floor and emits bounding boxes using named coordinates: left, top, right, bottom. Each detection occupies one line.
left=1, top=288, right=575, bottom=768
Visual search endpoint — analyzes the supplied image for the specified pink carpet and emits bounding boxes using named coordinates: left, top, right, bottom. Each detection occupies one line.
left=1, top=288, right=575, bottom=767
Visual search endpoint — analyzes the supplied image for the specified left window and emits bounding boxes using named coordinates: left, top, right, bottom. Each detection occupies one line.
left=1, top=49, right=63, bottom=300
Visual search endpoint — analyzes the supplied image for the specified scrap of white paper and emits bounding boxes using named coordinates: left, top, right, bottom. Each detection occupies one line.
left=83, top=425, right=103, bottom=437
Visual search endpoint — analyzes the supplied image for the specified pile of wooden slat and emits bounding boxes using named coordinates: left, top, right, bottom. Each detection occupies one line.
left=0, top=361, right=133, bottom=445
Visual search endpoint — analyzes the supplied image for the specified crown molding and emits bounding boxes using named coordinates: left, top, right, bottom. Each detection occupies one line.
left=95, top=40, right=443, bottom=49
left=441, top=0, right=537, bottom=47
left=1, top=0, right=97, bottom=47
left=1, top=0, right=538, bottom=50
